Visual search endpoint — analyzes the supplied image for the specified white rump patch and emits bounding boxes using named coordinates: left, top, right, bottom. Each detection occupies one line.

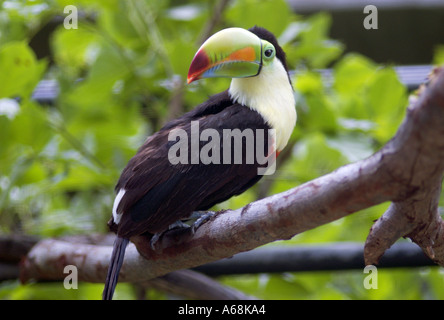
left=112, top=189, right=126, bottom=225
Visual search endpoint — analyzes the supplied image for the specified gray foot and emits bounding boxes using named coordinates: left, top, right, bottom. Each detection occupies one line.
left=150, top=220, right=191, bottom=250
left=190, top=211, right=216, bottom=234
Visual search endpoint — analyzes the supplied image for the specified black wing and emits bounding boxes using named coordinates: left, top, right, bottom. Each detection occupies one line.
left=113, top=91, right=272, bottom=237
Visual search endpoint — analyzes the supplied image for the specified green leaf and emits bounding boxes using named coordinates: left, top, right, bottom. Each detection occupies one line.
left=295, top=71, right=338, bottom=133
left=0, top=41, right=46, bottom=98
left=52, top=25, right=100, bottom=77
left=326, top=133, right=374, bottom=163
left=4, top=100, right=52, bottom=153
left=226, top=0, right=292, bottom=35
left=333, top=54, right=376, bottom=97
left=294, top=70, right=324, bottom=94
left=291, top=133, right=348, bottom=183
left=290, top=13, right=343, bottom=68
left=433, top=44, right=444, bottom=65
left=365, top=68, right=407, bottom=143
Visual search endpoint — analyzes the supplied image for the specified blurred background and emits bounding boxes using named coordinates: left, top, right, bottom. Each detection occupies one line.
left=0, top=0, right=444, bottom=299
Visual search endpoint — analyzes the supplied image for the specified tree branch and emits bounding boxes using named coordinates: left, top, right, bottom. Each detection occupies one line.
left=10, top=234, right=252, bottom=299
left=143, top=269, right=256, bottom=300
left=197, top=0, right=232, bottom=45
left=19, top=67, right=444, bottom=288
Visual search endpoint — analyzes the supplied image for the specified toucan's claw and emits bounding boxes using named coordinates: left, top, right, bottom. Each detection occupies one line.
left=150, top=233, right=161, bottom=250
left=150, top=220, right=191, bottom=250
left=150, top=212, right=215, bottom=249
left=190, top=211, right=216, bottom=234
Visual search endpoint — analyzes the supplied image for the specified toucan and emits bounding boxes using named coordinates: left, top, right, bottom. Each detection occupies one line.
left=102, top=26, right=296, bottom=300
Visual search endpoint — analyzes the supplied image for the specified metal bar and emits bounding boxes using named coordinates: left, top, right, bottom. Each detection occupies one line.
left=287, top=0, right=444, bottom=13
left=194, top=242, right=435, bottom=276
left=31, top=65, right=432, bottom=105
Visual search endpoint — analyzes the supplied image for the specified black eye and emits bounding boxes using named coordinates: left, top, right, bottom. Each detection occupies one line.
left=265, top=49, right=274, bottom=57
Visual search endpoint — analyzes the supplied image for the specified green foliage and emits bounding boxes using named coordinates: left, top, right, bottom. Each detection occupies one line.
left=0, top=0, right=442, bottom=300
left=434, top=45, right=444, bottom=65
left=0, top=41, right=47, bottom=98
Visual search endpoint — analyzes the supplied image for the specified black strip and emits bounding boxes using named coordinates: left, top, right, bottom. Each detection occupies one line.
left=256, top=39, right=263, bottom=76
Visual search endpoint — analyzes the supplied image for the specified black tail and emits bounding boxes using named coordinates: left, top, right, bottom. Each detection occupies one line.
left=102, top=236, right=129, bottom=300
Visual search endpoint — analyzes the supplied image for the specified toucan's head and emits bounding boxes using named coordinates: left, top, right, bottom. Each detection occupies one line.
left=187, top=26, right=289, bottom=84
left=187, top=26, right=296, bottom=153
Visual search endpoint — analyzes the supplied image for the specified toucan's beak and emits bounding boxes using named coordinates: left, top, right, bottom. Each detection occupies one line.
left=187, top=28, right=263, bottom=84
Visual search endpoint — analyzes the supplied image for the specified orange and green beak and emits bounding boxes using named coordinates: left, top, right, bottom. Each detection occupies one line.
left=187, top=28, right=263, bottom=84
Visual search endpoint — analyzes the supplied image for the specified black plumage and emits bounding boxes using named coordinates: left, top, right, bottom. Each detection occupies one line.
left=109, top=90, right=272, bottom=238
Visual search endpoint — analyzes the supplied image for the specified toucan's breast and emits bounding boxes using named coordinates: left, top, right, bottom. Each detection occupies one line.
left=229, top=58, right=296, bottom=152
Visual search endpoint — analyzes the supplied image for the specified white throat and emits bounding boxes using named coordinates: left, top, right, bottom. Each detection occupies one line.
left=228, top=59, right=296, bottom=152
